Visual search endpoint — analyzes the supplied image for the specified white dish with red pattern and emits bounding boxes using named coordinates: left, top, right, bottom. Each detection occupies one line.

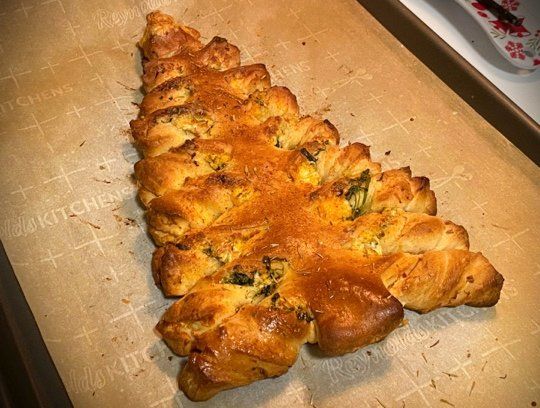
left=454, top=0, right=540, bottom=70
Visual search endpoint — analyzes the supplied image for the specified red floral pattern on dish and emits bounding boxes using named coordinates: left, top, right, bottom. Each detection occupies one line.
left=490, top=18, right=531, bottom=37
left=505, top=41, right=526, bottom=59
left=502, top=0, right=520, bottom=11
left=472, top=2, right=487, bottom=11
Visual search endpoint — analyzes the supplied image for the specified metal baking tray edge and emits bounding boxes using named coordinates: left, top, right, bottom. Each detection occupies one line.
left=0, top=241, right=72, bottom=407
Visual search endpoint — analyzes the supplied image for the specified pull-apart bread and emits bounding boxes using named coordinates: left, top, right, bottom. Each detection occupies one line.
left=131, top=11, right=504, bottom=401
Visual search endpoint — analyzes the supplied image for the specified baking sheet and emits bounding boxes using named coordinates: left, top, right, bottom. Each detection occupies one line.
left=0, top=0, right=539, bottom=406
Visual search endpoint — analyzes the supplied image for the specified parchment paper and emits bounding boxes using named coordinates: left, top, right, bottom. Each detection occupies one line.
left=0, top=0, right=539, bottom=406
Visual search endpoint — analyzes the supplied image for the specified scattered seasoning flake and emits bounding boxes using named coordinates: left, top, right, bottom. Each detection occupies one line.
left=499, top=374, right=507, bottom=379
left=366, top=350, right=372, bottom=356
left=168, top=356, right=173, bottom=361
left=481, top=360, right=488, bottom=372
left=121, top=298, right=130, bottom=304
left=440, top=399, right=455, bottom=407
left=416, top=369, right=419, bottom=377
left=532, top=401, right=537, bottom=407
left=429, top=339, right=440, bottom=348
left=79, top=219, right=101, bottom=229
left=115, top=80, right=137, bottom=91
left=469, top=381, right=476, bottom=396
left=430, top=379, right=436, bottom=389
left=443, top=371, right=458, bottom=378
left=79, top=140, right=86, bottom=147
left=421, top=352, right=428, bottom=364
left=375, top=397, right=386, bottom=408
left=384, top=150, right=391, bottom=156
left=93, top=177, right=112, bottom=184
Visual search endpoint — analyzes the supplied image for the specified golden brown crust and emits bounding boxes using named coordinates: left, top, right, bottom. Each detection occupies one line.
left=179, top=303, right=311, bottom=400
left=141, top=35, right=242, bottom=91
left=131, top=11, right=504, bottom=401
left=139, top=11, right=202, bottom=59
left=135, top=139, right=233, bottom=197
left=346, top=208, right=469, bottom=255
left=294, top=257, right=404, bottom=356
left=380, top=250, right=504, bottom=312
left=140, top=64, right=270, bottom=115
left=147, top=172, right=254, bottom=245
left=152, top=225, right=266, bottom=296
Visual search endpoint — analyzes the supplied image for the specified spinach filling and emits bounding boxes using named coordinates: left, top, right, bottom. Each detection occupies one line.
left=295, top=308, right=315, bottom=322
left=223, top=268, right=255, bottom=286
left=205, top=155, right=227, bottom=171
left=300, top=145, right=328, bottom=164
left=345, top=169, right=371, bottom=219
left=258, top=283, right=276, bottom=297
left=257, top=256, right=286, bottom=296
left=222, top=256, right=288, bottom=295
left=300, top=147, right=318, bottom=163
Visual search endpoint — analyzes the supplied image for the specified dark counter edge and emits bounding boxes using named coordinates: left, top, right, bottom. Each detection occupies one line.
left=357, top=0, right=540, bottom=165
left=0, top=241, right=72, bottom=407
